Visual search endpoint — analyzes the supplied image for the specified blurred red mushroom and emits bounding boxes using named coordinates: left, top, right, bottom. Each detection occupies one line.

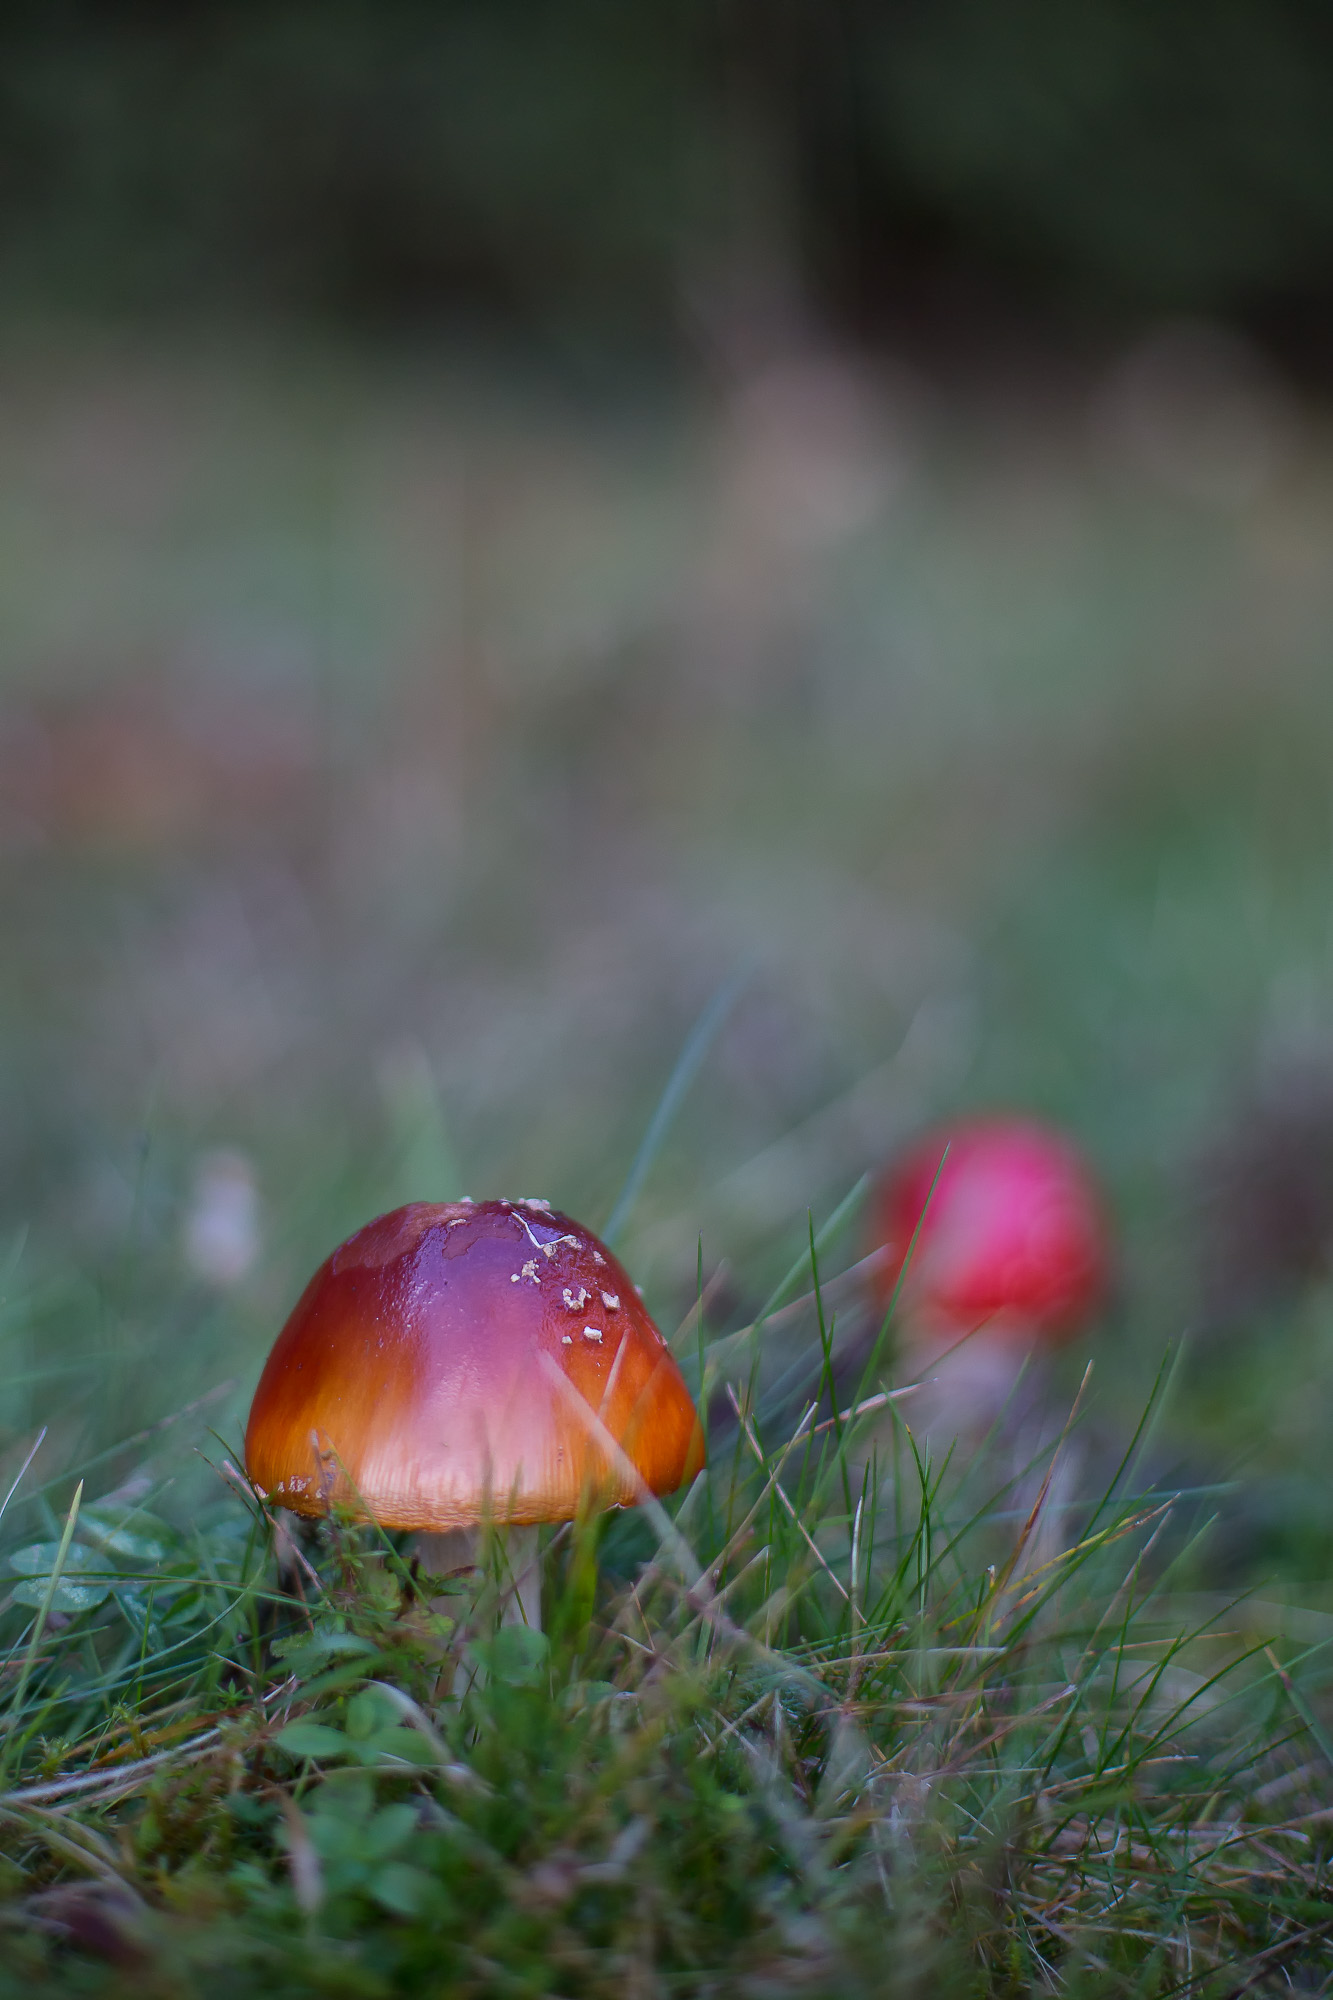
left=871, top=1117, right=1110, bottom=1407
left=245, top=1198, right=704, bottom=1627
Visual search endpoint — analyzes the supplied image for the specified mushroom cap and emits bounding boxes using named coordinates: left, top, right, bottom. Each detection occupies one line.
left=872, top=1118, right=1109, bottom=1348
left=244, top=1200, right=704, bottom=1529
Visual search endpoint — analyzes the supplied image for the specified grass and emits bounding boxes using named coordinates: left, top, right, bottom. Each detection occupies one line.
left=0, top=1213, right=1332, bottom=1996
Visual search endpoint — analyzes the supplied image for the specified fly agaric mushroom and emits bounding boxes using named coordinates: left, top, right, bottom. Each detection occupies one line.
left=245, top=1199, right=704, bottom=1627
left=870, top=1118, right=1109, bottom=1429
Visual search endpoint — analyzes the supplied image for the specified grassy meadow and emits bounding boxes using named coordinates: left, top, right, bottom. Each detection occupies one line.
left=2, top=329, right=1333, bottom=1990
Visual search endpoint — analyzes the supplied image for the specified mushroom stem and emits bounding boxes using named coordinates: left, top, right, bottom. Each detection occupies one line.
left=415, top=1525, right=541, bottom=1631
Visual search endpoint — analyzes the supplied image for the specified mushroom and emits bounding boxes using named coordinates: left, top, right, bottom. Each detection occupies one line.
left=870, top=1117, right=1110, bottom=1434
left=244, top=1199, right=704, bottom=1629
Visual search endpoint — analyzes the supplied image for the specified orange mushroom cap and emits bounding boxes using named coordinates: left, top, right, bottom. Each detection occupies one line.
left=244, top=1199, right=704, bottom=1529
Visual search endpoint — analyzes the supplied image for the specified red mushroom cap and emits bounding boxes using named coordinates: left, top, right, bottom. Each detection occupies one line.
left=244, top=1200, right=704, bottom=1529
left=871, top=1118, right=1109, bottom=1347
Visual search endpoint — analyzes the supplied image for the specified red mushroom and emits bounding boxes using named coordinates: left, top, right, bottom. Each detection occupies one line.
left=245, top=1199, right=704, bottom=1626
left=872, top=1117, right=1109, bottom=1371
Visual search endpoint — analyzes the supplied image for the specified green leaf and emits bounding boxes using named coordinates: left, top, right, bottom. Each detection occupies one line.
left=275, top=1722, right=353, bottom=1762
left=370, top=1862, right=438, bottom=1918
left=364, top=1804, right=419, bottom=1859
left=353, top=1726, right=437, bottom=1767
left=305, top=1812, right=364, bottom=1863
left=11, top=1577, right=112, bottom=1612
left=344, top=1686, right=400, bottom=1741
left=10, top=1540, right=104, bottom=1576
left=308, top=1770, right=375, bottom=1821
left=9, top=1541, right=115, bottom=1612
left=472, top=1624, right=549, bottom=1686
left=85, top=1526, right=165, bottom=1563
left=273, top=1629, right=380, bottom=1678
left=273, top=1627, right=378, bottom=1660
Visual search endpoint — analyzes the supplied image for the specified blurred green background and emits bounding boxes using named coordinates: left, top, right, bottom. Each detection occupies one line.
left=4, top=0, right=1333, bottom=1595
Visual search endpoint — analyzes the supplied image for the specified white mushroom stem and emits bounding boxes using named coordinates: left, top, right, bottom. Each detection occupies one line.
left=414, top=1525, right=541, bottom=1631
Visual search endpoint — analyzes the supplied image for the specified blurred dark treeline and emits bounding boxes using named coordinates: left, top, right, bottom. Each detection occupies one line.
left=7, top=0, right=1333, bottom=355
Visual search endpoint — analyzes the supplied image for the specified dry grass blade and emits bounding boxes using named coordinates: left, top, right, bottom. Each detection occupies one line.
left=727, top=1385, right=856, bottom=1614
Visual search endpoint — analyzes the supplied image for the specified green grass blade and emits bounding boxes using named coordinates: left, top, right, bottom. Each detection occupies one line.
left=602, top=967, right=748, bottom=1247
left=4, top=1477, right=84, bottom=1764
